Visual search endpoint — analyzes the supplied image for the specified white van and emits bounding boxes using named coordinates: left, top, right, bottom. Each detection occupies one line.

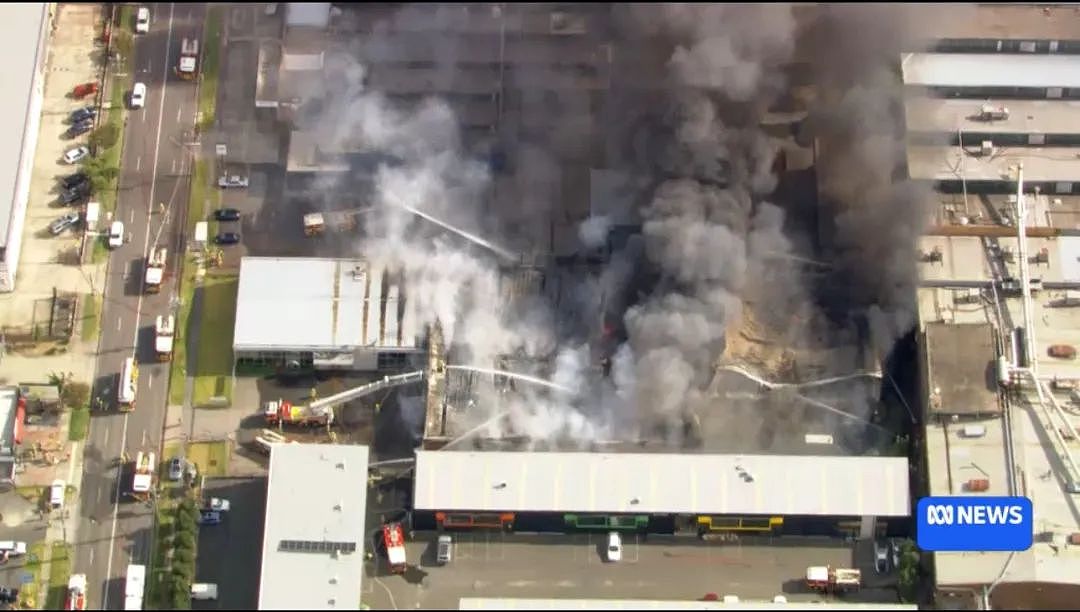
left=108, top=221, right=125, bottom=249
left=190, top=583, right=218, bottom=600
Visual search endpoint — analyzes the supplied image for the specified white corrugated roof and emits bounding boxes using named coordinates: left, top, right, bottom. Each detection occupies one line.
left=286, top=3, right=331, bottom=29
left=258, top=444, right=369, bottom=610
left=904, top=96, right=1080, bottom=135
left=902, top=53, right=1080, bottom=89
left=0, top=3, right=48, bottom=251
left=232, top=257, right=420, bottom=352
left=414, top=451, right=911, bottom=517
left=906, top=145, right=1080, bottom=183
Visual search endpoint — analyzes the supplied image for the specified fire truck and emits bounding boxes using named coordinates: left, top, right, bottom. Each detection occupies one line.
left=805, top=565, right=861, bottom=593
left=154, top=315, right=175, bottom=362
left=263, top=399, right=334, bottom=428
left=177, top=38, right=199, bottom=79
left=66, top=574, right=88, bottom=610
left=144, top=247, right=167, bottom=293
left=382, top=523, right=407, bottom=573
left=129, top=451, right=156, bottom=501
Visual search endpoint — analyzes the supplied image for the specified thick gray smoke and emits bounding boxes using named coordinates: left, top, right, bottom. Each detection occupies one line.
left=307, top=3, right=936, bottom=449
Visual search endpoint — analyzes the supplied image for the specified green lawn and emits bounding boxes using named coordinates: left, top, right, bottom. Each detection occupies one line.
left=97, top=6, right=135, bottom=216
left=43, top=543, right=72, bottom=610
left=187, top=440, right=230, bottom=477
left=80, top=292, right=102, bottom=342
left=91, top=235, right=109, bottom=264
left=167, top=254, right=199, bottom=406
left=68, top=405, right=90, bottom=441
left=199, top=6, right=223, bottom=119
left=191, top=274, right=238, bottom=406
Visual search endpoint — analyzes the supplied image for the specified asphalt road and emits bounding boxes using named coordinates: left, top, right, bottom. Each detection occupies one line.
left=76, top=3, right=205, bottom=609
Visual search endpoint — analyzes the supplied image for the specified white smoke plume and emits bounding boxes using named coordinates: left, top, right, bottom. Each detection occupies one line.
left=305, top=3, right=929, bottom=449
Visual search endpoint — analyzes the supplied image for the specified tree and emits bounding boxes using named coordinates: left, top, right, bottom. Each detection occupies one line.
left=112, top=31, right=133, bottom=62
left=48, top=371, right=74, bottom=390
left=61, top=381, right=90, bottom=410
left=88, top=123, right=120, bottom=150
left=896, top=539, right=920, bottom=603
left=173, top=529, right=197, bottom=551
left=172, top=547, right=195, bottom=566
left=81, top=156, right=119, bottom=194
left=168, top=573, right=191, bottom=610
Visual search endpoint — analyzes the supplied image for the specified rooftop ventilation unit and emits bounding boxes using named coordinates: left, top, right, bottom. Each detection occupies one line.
left=981, top=140, right=995, bottom=157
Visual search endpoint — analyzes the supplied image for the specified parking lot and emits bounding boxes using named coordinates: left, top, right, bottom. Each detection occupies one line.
left=192, top=477, right=266, bottom=610
left=361, top=533, right=902, bottom=609
left=0, top=514, right=46, bottom=601
left=0, top=3, right=105, bottom=337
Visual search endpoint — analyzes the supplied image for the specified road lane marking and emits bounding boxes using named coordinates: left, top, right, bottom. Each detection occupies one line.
left=89, top=548, right=94, bottom=566
left=116, top=318, right=122, bottom=331
left=97, top=487, right=101, bottom=504
left=104, top=5, right=176, bottom=609
left=141, top=104, right=147, bottom=123
left=129, top=208, right=135, bottom=224
left=136, top=155, right=141, bottom=172
left=103, top=426, right=109, bottom=446
left=171, top=159, right=176, bottom=174
left=147, top=373, right=153, bottom=389
left=176, top=105, right=182, bottom=123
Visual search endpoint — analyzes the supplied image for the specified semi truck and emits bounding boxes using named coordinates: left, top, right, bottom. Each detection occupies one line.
left=130, top=451, right=156, bottom=501
left=154, top=315, right=175, bottom=362
left=264, top=399, right=334, bottom=428
left=66, top=574, right=88, bottom=611
left=382, top=523, right=407, bottom=574
left=124, top=564, right=146, bottom=610
left=144, top=247, right=167, bottom=293
left=177, top=38, right=199, bottom=79
left=805, top=566, right=861, bottom=593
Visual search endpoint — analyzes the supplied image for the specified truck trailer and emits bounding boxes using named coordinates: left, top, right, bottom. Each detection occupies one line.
left=303, top=210, right=366, bottom=236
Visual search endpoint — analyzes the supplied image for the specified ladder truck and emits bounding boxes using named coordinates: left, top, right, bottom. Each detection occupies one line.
left=263, top=371, right=426, bottom=429
left=382, top=522, right=407, bottom=573
left=805, top=565, right=861, bottom=594
left=154, top=314, right=175, bottom=362
left=144, top=247, right=167, bottom=293
left=129, top=451, right=156, bottom=502
left=177, top=38, right=199, bottom=80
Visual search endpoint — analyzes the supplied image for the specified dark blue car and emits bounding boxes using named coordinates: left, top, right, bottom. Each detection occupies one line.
left=213, top=208, right=240, bottom=222
left=214, top=232, right=240, bottom=245
left=66, top=120, right=94, bottom=138
left=69, top=106, right=97, bottom=124
left=197, top=510, right=222, bottom=526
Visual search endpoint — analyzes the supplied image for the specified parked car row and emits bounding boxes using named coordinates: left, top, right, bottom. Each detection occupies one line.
left=212, top=207, right=242, bottom=245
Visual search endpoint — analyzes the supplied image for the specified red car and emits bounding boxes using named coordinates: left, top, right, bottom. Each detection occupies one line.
left=72, top=82, right=99, bottom=99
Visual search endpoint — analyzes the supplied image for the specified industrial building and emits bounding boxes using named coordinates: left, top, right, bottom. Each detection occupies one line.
left=257, top=443, right=370, bottom=610
left=905, top=39, right=1080, bottom=608
left=0, top=387, right=25, bottom=490
left=0, top=3, right=51, bottom=292
left=412, top=450, right=910, bottom=539
left=232, top=257, right=425, bottom=371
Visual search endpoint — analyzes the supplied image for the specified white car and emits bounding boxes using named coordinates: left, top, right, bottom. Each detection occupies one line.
left=0, top=541, right=26, bottom=556
left=63, top=146, right=90, bottom=164
left=108, top=221, right=124, bottom=249
left=217, top=175, right=250, bottom=189
left=135, top=7, right=150, bottom=33
left=130, top=82, right=147, bottom=109
left=203, top=497, right=231, bottom=512
left=874, top=540, right=890, bottom=574
left=606, top=531, right=622, bottom=563
left=50, top=479, right=65, bottom=510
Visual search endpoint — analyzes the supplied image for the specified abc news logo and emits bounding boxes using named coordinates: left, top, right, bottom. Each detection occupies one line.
left=925, top=503, right=1025, bottom=527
